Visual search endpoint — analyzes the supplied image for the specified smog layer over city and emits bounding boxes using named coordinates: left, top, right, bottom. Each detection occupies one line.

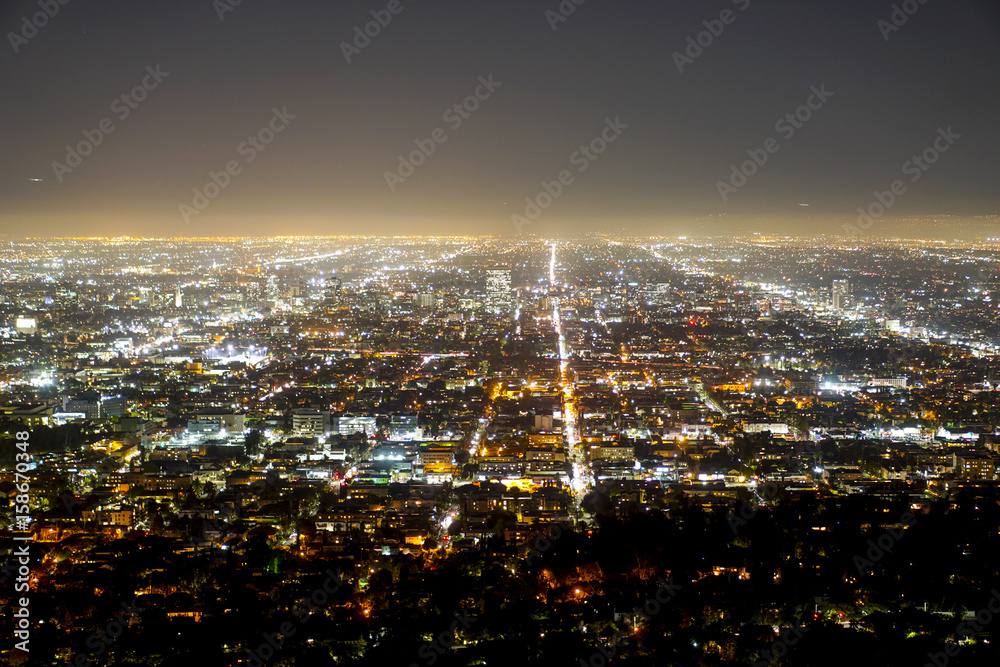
left=3, top=2, right=1000, bottom=667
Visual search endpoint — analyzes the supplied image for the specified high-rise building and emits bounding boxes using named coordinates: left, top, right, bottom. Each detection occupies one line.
left=485, top=268, right=512, bottom=313
left=246, top=279, right=264, bottom=308
left=325, top=276, right=342, bottom=303
left=832, top=279, right=851, bottom=311
left=265, top=274, right=279, bottom=310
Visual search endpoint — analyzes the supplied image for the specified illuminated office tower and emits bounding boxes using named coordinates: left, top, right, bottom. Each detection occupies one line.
left=832, top=279, right=851, bottom=311
left=485, top=267, right=512, bottom=313
left=325, top=276, right=342, bottom=303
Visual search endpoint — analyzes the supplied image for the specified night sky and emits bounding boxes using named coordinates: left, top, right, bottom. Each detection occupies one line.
left=2, top=0, right=998, bottom=237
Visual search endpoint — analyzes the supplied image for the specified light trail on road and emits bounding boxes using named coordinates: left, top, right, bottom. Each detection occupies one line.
left=549, top=243, right=590, bottom=522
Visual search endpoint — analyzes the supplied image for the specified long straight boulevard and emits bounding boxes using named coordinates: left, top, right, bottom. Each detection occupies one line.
left=548, top=243, right=592, bottom=525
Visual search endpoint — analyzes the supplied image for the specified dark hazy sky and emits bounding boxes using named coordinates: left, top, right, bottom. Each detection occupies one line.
left=2, top=0, right=998, bottom=237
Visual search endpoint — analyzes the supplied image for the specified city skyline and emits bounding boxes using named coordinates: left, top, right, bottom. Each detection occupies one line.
left=2, top=236, right=1000, bottom=665
left=4, top=1, right=1000, bottom=664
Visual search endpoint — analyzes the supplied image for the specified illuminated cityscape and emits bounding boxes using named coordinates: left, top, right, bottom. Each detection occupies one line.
left=2, top=235, right=1000, bottom=665
left=4, top=0, right=1000, bottom=665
